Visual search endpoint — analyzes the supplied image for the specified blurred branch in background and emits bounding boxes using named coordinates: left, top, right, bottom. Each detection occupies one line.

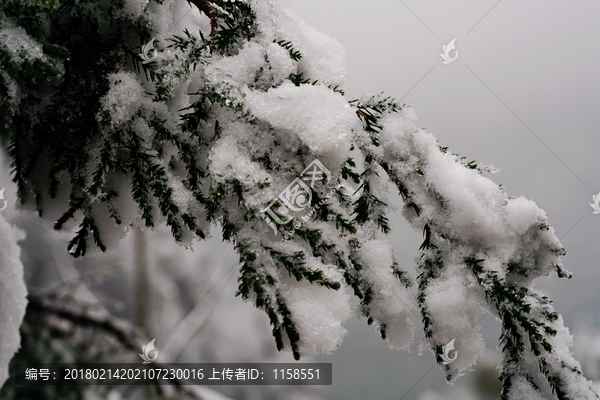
left=134, top=228, right=153, bottom=337
left=10, top=283, right=228, bottom=400
left=0, top=217, right=323, bottom=400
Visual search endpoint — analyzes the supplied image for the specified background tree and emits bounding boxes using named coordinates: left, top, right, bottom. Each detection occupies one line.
left=0, top=0, right=598, bottom=399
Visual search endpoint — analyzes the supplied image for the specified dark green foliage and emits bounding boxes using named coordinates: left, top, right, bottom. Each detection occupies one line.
left=0, top=0, right=65, bottom=83
left=289, top=72, right=312, bottom=86
left=2, top=0, right=60, bottom=18
left=341, top=157, right=360, bottom=184
left=211, top=1, right=256, bottom=55
left=275, top=39, right=302, bottom=61
left=234, top=243, right=305, bottom=360
left=392, top=261, right=413, bottom=288
left=1, top=1, right=217, bottom=255
left=355, top=94, right=404, bottom=145
left=416, top=246, right=443, bottom=339
left=275, top=293, right=301, bottom=360
left=267, top=247, right=341, bottom=290
left=466, top=258, right=555, bottom=357
left=351, top=167, right=391, bottom=234
left=464, top=257, right=591, bottom=398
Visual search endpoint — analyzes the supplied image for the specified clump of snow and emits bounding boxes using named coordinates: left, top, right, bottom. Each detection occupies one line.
left=504, top=196, right=544, bottom=235
left=245, top=82, right=354, bottom=166
left=99, top=71, right=149, bottom=128
left=290, top=18, right=346, bottom=86
left=265, top=41, right=297, bottom=85
left=0, top=70, right=21, bottom=113
left=97, top=70, right=179, bottom=146
left=204, top=40, right=296, bottom=90
left=249, top=0, right=346, bottom=85
left=205, top=41, right=267, bottom=87
left=282, top=257, right=351, bottom=357
left=112, top=0, right=149, bottom=20
left=0, top=213, right=28, bottom=389
left=147, top=0, right=178, bottom=36
left=209, top=127, right=272, bottom=186
left=356, top=240, right=414, bottom=350
left=420, top=262, right=485, bottom=381
left=375, top=108, right=566, bottom=279
left=0, top=17, right=46, bottom=64
left=149, top=0, right=211, bottom=39
left=503, top=375, right=547, bottom=400
left=375, top=109, right=510, bottom=248
left=541, top=311, right=600, bottom=398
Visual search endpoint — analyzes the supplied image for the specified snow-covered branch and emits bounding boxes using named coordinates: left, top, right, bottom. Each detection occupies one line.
left=0, top=0, right=597, bottom=398
left=354, top=94, right=598, bottom=398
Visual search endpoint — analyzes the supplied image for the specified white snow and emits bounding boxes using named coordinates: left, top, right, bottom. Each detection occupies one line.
left=504, top=375, right=547, bottom=400
left=209, top=128, right=272, bottom=186
left=0, top=18, right=46, bottom=64
left=245, top=82, right=354, bottom=166
left=282, top=257, right=351, bottom=357
left=356, top=240, right=414, bottom=350
left=373, top=108, right=567, bottom=281
left=148, top=0, right=211, bottom=39
left=205, top=41, right=268, bottom=88
left=504, top=196, right=544, bottom=235
left=204, top=40, right=297, bottom=90
left=0, top=70, right=20, bottom=113
left=0, top=213, right=28, bottom=389
left=99, top=71, right=151, bottom=128
left=112, top=0, right=149, bottom=20
left=420, top=262, right=485, bottom=380
left=266, top=41, right=298, bottom=85
left=250, top=0, right=347, bottom=85
left=542, top=312, right=600, bottom=398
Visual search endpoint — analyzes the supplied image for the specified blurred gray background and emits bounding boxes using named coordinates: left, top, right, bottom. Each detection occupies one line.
left=285, top=1, right=600, bottom=399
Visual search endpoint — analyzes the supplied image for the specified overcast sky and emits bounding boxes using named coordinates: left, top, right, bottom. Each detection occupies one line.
left=287, top=1, right=600, bottom=399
